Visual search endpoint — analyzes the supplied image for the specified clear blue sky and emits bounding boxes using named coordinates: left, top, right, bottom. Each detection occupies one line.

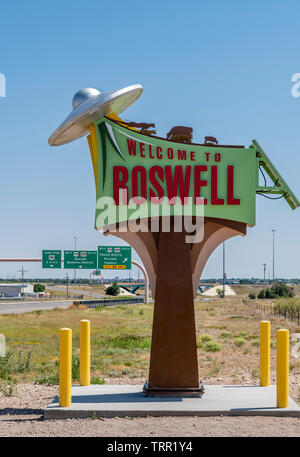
left=0, top=0, right=299, bottom=280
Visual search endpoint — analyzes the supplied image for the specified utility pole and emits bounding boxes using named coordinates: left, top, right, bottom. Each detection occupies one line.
left=74, top=236, right=77, bottom=284
left=262, top=263, right=266, bottom=299
left=272, top=229, right=275, bottom=283
left=223, top=242, right=226, bottom=298
left=18, top=266, right=28, bottom=299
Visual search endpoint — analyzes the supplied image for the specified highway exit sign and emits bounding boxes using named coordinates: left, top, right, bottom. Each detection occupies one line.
left=98, top=246, right=131, bottom=269
left=64, top=250, right=98, bottom=269
left=42, top=250, right=62, bottom=268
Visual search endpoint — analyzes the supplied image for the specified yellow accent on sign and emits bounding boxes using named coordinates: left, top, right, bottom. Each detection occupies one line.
left=260, top=321, right=270, bottom=386
left=103, top=265, right=126, bottom=269
left=87, top=124, right=99, bottom=191
left=59, top=328, right=72, bottom=407
left=106, top=113, right=139, bottom=132
left=277, top=329, right=289, bottom=408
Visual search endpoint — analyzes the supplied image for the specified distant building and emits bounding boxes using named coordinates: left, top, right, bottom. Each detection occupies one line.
left=0, top=283, right=34, bottom=297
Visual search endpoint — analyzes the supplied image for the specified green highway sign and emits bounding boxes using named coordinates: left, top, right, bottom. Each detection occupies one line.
left=98, top=246, right=131, bottom=269
left=42, top=250, right=62, bottom=269
left=64, top=250, right=98, bottom=269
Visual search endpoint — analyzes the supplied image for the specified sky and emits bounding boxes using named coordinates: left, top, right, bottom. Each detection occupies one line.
left=0, top=0, right=300, bottom=281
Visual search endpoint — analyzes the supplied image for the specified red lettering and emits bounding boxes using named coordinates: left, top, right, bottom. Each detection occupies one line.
left=127, top=139, right=136, bottom=156
left=205, top=152, right=210, bottom=162
left=167, top=148, right=173, bottom=160
left=132, top=166, right=147, bottom=204
left=149, top=166, right=165, bottom=202
left=227, top=165, right=240, bottom=205
left=140, top=142, right=145, bottom=157
left=215, top=153, right=221, bottom=162
left=194, top=165, right=207, bottom=204
left=113, top=166, right=128, bottom=204
left=191, top=151, right=196, bottom=161
left=211, top=165, right=224, bottom=205
left=178, top=150, right=187, bottom=160
left=149, top=145, right=154, bottom=159
left=165, top=165, right=191, bottom=204
left=156, top=146, right=163, bottom=159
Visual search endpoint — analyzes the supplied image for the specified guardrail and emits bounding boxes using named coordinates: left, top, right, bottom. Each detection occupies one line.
left=73, top=297, right=145, bottom=308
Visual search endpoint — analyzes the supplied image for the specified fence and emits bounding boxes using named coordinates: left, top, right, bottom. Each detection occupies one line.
left=73, top=297, right=145, bottom=308
left=255, top=303, right=300, bottom=325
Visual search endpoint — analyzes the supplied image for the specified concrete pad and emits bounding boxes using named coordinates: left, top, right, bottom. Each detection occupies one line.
left=44, top=384, right=300, bottom=419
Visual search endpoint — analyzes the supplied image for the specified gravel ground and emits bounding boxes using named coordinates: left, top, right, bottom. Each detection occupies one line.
left=0, top=377, right=299, bottom=437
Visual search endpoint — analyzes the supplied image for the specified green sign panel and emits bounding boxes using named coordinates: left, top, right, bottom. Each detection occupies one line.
left=42, top=250, right=62, bottom=269
left=64, top=250, right=98, bottom=269
left=92, top=118, right=258, bottom=229
left=98, top=246, right=131, bottom=269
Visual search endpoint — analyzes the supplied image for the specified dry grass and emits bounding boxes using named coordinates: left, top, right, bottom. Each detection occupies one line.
left=0, top=295, right=299, bottom=402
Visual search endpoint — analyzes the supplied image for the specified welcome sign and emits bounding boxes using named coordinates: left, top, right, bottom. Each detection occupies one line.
left=49, top=83, right=299, bottom=395
left=89, top=118, right=258, bottom=229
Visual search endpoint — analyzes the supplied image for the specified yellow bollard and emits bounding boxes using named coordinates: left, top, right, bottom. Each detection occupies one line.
left=277, top=329, right=289, bottom=408
left=59, top=328, right=72, bottom=407
left=260, top=321, right=270, bottom=386
left=80, top=320, right=90, bottom=386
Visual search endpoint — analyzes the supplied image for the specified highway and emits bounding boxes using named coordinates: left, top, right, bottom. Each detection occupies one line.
left=0, top=299, right=73, bottom=315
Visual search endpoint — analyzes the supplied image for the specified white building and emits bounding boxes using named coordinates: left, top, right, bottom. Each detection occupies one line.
left=0, top=283, right=34, bottom=297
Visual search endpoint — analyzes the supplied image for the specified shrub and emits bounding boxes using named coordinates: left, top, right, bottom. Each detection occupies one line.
left=216, top=288, right=224, bottom=298
left=220, top=332, right=232, bottom=338
left=0, top=378, right=17, bottom=397
left=199, top=334, right=213, bottom=343
left=204, top=341, right=222, bottom=352
left=72, top=357, right=80, bottom=381
left=90, top=377, right=105, bottom=385
left=102, top=334, right=151, bottom=350
left=251, top=339, right=260, bottom=347
left=248, top=293, right=256, bottom=299
left=0, top=350, right=34, bottom=380
left=273, top=299, right=300, bottom=318
left=258, top=283, right=294, bottom=299
left=105, top=282, right=120, bottom=296
left=234, top=338, right=246, bottom=347
left=35, top=374, right=59, bottom=385
left=34, top=283, right=45, bottom=293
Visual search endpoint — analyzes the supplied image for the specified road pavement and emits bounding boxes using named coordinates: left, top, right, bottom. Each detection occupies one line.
left=0, top=300, right=73, bottom=315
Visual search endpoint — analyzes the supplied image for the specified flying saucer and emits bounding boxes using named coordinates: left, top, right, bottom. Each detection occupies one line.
left=48, top=84, right=143, bottom=146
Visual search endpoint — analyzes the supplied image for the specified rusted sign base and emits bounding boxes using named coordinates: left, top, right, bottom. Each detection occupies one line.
left=143, top=385, right=205, bottom=397
left=147, top=229, right=200, bottom=391
left=105, top=217, right=246, bottom=396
